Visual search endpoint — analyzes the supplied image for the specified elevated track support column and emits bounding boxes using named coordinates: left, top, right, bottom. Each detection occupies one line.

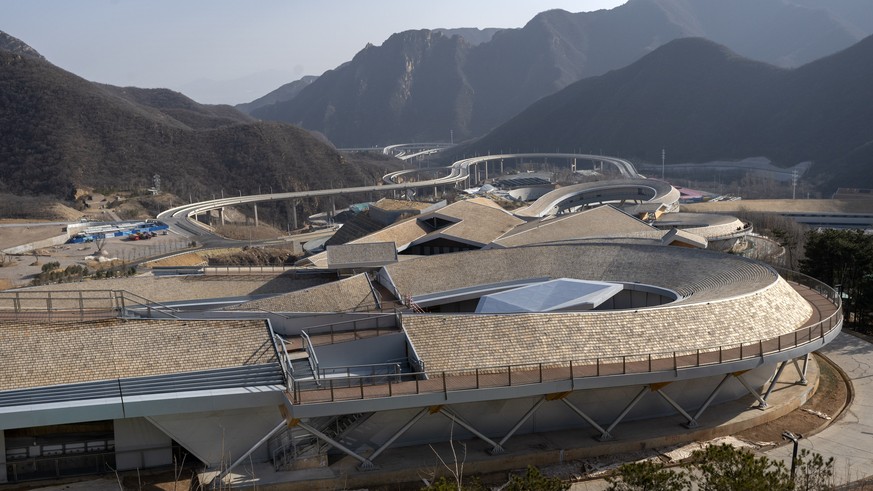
left=253, top=203, right=259, bottom=228
left=220, top=207, right=225, bottom=226
left=287, top=200, right=297, bottom=230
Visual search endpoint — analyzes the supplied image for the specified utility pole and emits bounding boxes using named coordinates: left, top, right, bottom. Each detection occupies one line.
left=450, top=129, right=454, bottom=145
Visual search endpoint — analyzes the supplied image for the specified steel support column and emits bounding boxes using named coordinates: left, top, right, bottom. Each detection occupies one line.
left=762, top=361, right=789, bottom=402
left=795, top=353, right=810, bottom=385
left=735, top=371, right=768, bottom=409
left=561, top=398, right=610, bottom=440
left=491, top=397, right=546, bottom=454
left=296, top=420, right=373, bottom=468
left=362, top=407, right=431, bottom=469
left=692, top=373, right=733, bottom=422
left=601, top=386, right=648, bottom=441
left=218, top=420, right=287, bottom=480
left=655, top=388, right=698, bottom=428
left=438, top=409, right=501, bottom=450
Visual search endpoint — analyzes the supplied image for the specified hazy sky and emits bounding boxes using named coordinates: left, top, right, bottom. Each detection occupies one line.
left=4, top=0, right=626, bottom=105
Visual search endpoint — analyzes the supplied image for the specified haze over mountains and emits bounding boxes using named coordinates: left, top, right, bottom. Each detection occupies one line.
left=248, top=0, right=873, bottom=147
left=459, top=35, right=873, bottom=189
left=0, top=35, right=394, bottom=201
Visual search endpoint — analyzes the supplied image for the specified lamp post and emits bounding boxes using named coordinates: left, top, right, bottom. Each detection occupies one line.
left=782, top=431, right=801, bottom=480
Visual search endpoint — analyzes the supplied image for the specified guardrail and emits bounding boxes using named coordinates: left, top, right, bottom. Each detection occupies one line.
left=317, top=362, right=403, bottom=382
left=0, top=289, right=181, bottom=321
left=302, top=313, right=399, bottom=346
left=300, top=331, right=321, bottom=387
left=289, top=270, right=842, bottom=405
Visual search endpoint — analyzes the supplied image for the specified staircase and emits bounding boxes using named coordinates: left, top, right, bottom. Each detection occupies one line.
left=270, top=412, right=370, bottom=471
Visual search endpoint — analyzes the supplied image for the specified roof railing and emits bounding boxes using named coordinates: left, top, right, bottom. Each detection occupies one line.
left=301, top=314, right=399, bottom=346
left=289, top=269, right=841, bottom=405
left=0, top=289, right=180, bottom=321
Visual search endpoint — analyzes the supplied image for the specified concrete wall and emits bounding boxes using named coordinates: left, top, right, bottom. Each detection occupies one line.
left=2, top=234, right=69, bottom=255
left=147, top=405, right=282, bottom=469
left=344, top=364, right=775, bottom=451
left=314, top=332, right=407, bottom=369
left=114, top=417, right=173, bottom=471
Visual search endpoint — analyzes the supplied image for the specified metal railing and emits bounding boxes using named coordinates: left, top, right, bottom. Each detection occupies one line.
left=301, top=313, right=399, bottom=346
left=289, top=270, right=842, bottom=405
left=272, top=332, right=295, bottom=383
left=300, top=331, right=321, bottom=386
left=316, top=362, right=403, bottom=382
left=4, top=443, right=183, bottom=484
left=0, top=289, right=180, bottom=321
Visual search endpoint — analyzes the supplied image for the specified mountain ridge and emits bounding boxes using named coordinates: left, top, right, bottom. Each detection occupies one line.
left=250, top=0, right=870, bottom=147
left=457, top=35, right=873, bottom=190
left=0, top=33, right=397, bottom=202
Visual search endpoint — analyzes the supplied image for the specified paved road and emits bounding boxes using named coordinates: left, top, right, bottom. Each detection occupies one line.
left=764, top=331, right=873, bottom=485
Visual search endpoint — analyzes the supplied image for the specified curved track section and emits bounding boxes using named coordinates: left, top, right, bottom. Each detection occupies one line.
left=158, top=152, right=652, bottom=236
left=516, top=178, right=680, bottom=218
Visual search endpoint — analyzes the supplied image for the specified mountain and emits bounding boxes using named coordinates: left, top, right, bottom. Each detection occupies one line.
left=254, top=30, right=473, bottom=147
left=433, top=28, right=501, bottom=46
left=250, top=0, right=870, bottom=147
left=235, top=75, right=318, bottom=115
left=0, top=31, right=44, bottom=60
left=0, top=32, right=397, bottom=202
left=458, top=36, right=873, bottom=189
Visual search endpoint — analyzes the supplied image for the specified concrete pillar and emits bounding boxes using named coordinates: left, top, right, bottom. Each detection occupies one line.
left=253, top=203, right=259, bottom=228
left=484, top=161, right=488, bottom=181
left=500, top=159, right=504, bottom=174
left=288, top=200, right=298, bottom=231
left=220, top=207, right=225, bottom=225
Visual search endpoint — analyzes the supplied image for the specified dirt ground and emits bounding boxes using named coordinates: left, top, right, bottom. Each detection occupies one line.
left=735, top=353, right=848, bottom=444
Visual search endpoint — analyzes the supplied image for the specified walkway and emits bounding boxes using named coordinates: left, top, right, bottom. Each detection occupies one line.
left=764, top=331, right=873, bottom=485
